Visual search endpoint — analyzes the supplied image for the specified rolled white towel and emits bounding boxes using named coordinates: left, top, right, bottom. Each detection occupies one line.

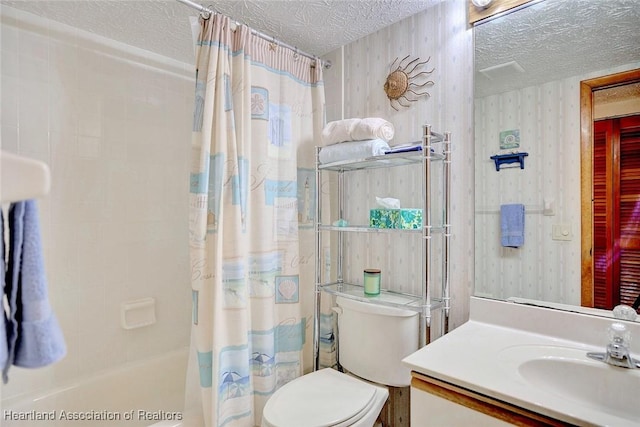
left=318, top=139, right=391, bottom=164
left=351, top=117, right=395, bottom=142
left=321, top=119, right=357, bottom=146
left=321, top=118, right=394, bottom=146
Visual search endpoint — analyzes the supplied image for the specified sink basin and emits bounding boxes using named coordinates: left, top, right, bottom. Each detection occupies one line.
left=500, top=345, right=640, bottom=421
left=520, top=357, right=640, bottom=419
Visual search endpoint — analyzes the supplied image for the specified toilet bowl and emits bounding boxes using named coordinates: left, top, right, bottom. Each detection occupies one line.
left=262, top=368, right=388, bottom=427
left=261, top=296, right=418, bottom=427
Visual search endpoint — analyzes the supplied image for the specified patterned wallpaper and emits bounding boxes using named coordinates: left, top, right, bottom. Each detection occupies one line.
left=322, top=0, right=474, bottom=333
left=475, top=61, right=640, bottom=305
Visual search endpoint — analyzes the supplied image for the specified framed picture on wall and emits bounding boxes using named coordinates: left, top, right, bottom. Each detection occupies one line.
left=499, top=129, right=520, bottom=149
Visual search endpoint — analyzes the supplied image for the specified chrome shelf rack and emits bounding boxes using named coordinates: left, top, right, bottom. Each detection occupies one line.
left=312, top=124, right=452, bottom=371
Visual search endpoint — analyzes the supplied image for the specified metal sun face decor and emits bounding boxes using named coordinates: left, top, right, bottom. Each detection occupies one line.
left=383, top=55, right=434, bottom=111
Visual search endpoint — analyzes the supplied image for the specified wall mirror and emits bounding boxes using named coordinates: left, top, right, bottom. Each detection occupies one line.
left=473, top=0, right=640, bottom=318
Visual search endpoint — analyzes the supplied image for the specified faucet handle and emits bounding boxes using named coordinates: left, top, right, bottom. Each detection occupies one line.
left=613, top=304, right=638, bottom=321
left=608, top=322, right=631, bottom=346
left=588, top=322, right=639, bottom=368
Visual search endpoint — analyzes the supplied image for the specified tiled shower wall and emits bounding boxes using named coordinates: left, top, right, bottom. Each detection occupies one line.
left=1, top=6, right=193, bottom=399
left=322, top=0, right=474, bottom=331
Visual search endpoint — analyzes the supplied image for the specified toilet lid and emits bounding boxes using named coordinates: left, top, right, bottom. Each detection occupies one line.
left=262, top=368, right=377, bottom=427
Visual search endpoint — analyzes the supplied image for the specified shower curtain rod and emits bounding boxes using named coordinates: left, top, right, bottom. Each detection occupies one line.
left=176, top=0, right=331, bottom=69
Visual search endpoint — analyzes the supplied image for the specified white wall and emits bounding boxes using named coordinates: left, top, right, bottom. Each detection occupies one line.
left=1, top=6, right=193, bottom=399
left=474, top=61, right=640, bottom=305
left=322, top=0, right=474, bottom=332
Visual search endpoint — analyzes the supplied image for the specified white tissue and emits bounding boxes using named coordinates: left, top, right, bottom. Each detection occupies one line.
left=376, top=197, right=401, bottom=209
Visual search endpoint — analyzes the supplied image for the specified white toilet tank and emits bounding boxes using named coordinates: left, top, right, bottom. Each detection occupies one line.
left=335, top=296, right=419, bottom=387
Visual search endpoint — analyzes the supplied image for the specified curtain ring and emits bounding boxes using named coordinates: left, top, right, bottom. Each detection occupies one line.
left=200, top=4, right=214, bottom=20
left=293, top=47, right=299, bottom=61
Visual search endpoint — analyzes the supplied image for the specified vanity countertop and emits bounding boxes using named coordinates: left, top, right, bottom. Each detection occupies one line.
left=402, top=297, right=640, bottom=427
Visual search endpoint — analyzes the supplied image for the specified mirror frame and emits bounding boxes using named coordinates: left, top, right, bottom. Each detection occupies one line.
left=468, top=0, right=533, bottom=25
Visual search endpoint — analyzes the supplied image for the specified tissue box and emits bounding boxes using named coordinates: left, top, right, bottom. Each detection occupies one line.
left=397, top=209, right=423, bottom=229
left=369, top=209, right=423, bottom=229
left=369, top=209, right=399, bottom=228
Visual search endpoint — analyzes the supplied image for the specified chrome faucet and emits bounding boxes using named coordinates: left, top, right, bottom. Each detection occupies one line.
left=587, top=320, right=640, bottom=369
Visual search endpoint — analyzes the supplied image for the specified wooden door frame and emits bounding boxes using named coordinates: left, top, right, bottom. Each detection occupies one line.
left=580, top=68, right=640, bottom=307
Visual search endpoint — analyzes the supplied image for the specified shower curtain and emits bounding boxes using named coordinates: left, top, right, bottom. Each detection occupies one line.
left=185, top=13, right=325, bottom=427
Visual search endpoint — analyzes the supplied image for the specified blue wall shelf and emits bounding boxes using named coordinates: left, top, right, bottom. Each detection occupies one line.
left=490, top=152, right=528, bottom=171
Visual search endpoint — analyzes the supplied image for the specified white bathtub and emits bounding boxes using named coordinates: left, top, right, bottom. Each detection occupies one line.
left=1, top=348, right=188, bottom=427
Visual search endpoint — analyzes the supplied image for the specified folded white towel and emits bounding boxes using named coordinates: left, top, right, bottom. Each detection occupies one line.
left=321, top=118, right=394, bottom=146
left=319, top=139, right=390, bottom=164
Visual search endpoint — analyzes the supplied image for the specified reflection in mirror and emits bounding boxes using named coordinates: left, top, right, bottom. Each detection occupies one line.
left=473, top=0, right=640, bottom=318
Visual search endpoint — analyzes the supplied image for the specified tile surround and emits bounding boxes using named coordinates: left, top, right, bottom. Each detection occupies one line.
left=1, top=6, right=193, bottom=399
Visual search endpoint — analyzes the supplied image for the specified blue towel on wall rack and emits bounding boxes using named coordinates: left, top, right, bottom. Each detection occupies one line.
left=3, top=200, right=66, bottom=383
left=500, top=204, right=525, bottom=248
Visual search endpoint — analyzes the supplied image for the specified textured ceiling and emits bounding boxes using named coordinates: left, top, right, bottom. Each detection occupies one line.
left=2, top=0, right=432, bottom=64
left=475, top=0, right=640, bottom=98
left=6, top=0, right=638, bottom=94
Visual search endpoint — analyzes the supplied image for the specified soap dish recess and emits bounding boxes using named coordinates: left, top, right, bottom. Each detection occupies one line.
left=121, top=297, right=156, bottom=330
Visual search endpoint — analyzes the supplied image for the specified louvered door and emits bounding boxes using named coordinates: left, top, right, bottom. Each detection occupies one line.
left=593, top=121, right=612, bottom=308
left=593, top=115, right=640, bottom=311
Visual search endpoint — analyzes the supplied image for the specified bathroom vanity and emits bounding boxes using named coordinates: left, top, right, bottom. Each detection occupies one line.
left=403, top=297, right=640, bottom=426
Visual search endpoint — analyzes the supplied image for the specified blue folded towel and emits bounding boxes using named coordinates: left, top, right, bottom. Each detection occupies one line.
left=3, top=200, right=66, bottom=383
left=500, top=204, right=525, bottom=248
left=0, top=212, right=8, bottom=372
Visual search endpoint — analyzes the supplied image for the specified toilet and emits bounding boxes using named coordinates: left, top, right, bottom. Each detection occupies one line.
left=262, top=296, right=419, bottom=427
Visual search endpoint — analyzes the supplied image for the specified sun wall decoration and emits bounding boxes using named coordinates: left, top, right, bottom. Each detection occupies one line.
left=383, top=55, right=434, bottom=110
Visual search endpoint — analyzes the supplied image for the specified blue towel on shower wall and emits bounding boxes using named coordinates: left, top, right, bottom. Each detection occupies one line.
left=3, top=200, right=66, bottom=384
left=0, top=212, right=8, bottom=373
left=500, top=204, right=525, bottom=248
